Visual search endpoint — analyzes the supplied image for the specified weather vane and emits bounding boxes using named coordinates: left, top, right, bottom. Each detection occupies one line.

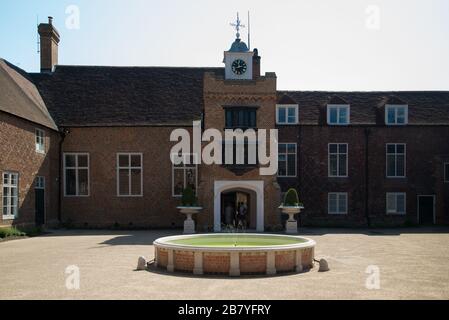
left=230, top=12, right=245, bottom=39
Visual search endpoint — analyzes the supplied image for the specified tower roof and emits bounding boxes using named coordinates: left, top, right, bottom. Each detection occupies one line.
left=229, top=38, right=249, bottom=52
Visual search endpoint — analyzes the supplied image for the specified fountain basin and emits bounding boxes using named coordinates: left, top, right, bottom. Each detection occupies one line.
left=153, top=233, right=316, bottom=276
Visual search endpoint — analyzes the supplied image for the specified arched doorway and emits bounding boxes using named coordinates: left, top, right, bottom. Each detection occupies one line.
left=214, top=181, right=264, bottom=232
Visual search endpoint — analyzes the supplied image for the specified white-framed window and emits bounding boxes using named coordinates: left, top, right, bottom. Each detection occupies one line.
left=444, top=163, right=449, bottom=183
left=385, top=105, right=408, bottom=125
left=2, top=172, right=19, bottom=219
left=328, top=143, right=348, bottom=177
left=278, top=143, right=297, bottom=177
left=386, top=192, right=406, bottom=215
left=172, top=154, right=198, bottom=197
left=328, top=192, right=348, bottom=214
left=386, top=144, right=406, bottom=178
left=64, top=153, right=89, bottom=197
left=117, top=153, right=143, bottom=197
left=35, top=176, right=45, bottom=189
left=35, top=128, right=45, bottom=153
left=327, top=104, right=350, bottom=125
left=276, top=104, right=298, bottom=125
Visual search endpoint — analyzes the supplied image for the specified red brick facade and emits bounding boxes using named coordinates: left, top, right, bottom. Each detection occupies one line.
left=0, top=111, right=60, bottom=227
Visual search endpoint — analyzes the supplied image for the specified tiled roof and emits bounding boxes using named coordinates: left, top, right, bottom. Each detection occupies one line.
left=0, top=59, right=57, bottom=130
left=31, top=65, right=224, bottom=127
left=278, top=91, right=449, bottom=125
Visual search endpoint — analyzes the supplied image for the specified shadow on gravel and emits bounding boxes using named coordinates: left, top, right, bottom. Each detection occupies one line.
left=142, top=260, right=315, bottom=280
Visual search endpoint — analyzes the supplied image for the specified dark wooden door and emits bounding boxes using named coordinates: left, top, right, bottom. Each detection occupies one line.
left=418, top=196, right=434, bottom=225
left=35, top=189, right=45, bottom=226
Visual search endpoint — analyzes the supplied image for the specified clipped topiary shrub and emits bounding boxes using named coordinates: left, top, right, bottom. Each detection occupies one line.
left=283, top=188, right=302, bottom=207
left=181, top=186, right=198, bottom=207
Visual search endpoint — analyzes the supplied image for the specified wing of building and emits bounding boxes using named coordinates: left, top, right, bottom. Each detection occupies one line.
left=1, top=17, right=449, bottom=229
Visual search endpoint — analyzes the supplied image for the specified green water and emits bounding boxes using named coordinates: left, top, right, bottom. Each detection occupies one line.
left=167, top=235, right=306, bottom=247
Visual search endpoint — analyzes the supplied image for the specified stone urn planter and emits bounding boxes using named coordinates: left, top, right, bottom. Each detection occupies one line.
left=280, top=188, right=304, bottom=234
left=279, top=205, right=304, bottom=234
left=177, top=206, right=202, bottom=234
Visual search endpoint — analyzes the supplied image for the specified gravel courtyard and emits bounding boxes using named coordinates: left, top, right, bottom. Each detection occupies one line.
left=1, top=228, right=448, bottom=300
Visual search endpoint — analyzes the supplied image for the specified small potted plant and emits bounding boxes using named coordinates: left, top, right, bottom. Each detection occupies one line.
left=177, top=186, right=202, bottom=234
left=279, top=188, right=304, bottom=234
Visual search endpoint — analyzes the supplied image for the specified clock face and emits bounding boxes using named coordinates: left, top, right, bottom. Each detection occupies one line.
left=231, top=59, right=247, bottom=75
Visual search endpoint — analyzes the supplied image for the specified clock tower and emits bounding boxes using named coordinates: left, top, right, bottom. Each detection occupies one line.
left=224, top=13, right=254, bottom=80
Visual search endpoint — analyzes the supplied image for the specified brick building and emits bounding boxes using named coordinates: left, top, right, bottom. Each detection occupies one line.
left=1, top=18, right=449, bottom=229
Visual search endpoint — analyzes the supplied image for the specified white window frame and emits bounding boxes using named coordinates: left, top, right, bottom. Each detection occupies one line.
left=116, top=153, right=143, bottom=197
left=63, top=153, right=90, bottom=197
left=385, top=104, right=408, bottom=125
left=327, top=104, right=350, bottom=125
left=328, top=192, right=348, bottom=215
left=328, top=143, right=348, bottom=178
left=35, top=176, right=45, bottom=189
left=35, top=128, right=45, bottom=154
left=276, top=104, right=299, bottom=125
left=172, top=153, right=198, bottom=197
left=278, top=143, right=297, bottom=177
left=444, top=163, right=449, bottom=183
left=386, top=143, right=406, bottom=178
left=2, top=172, right=19, bottom=220
left=386, top=192, right=406, bottom=215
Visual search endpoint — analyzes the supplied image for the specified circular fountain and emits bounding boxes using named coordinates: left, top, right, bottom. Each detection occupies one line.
left=153, top=233, right=316, bottom=276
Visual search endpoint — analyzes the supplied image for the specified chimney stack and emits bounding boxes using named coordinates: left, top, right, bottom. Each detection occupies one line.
left=252, top=48, right=261, bottom=78
left=38, top=16, right=60, bottom=73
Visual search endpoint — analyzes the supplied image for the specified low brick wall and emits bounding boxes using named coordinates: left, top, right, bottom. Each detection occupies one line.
left=203, top=253, right=230, bottom=274
left=240, top=252, right=267, bottom=274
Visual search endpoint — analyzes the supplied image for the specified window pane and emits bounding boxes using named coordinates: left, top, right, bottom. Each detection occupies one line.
left=65, top=155, right=76, bottom=167
left=249, top=111, right=256, bottom=127
left=119, top=169, right=129, bottom=195
left=387, top=194, right=395, bottom=212
left=131, top=155, right=141, bottom=167
left=396, top=194, right=405, bottom=213
left=339, top=108, right=348, bottom=123
left=287, top=154, right=296, bottom=176
left=329, top=155, right=338, bottom=176
left=339, top=144, right=347, bottom=153
left=278, top=160, right=286, bottom=176
left=329, top=194, right=337, bottom=212
left=119, top=155, right=129, bottom=167
left=387, top=144, right=395, bottom=154
left=130, top=169, right=142, bottom=195
left=3, top=174, right=8, bottom=185
left=329, top=144, right=338, bottom=153
left=78, top=169, right=89, bottom=195
left=339, top=155, right=347, bottom=176
left=185, top=168, right=196, bottom=192
left=387, top=108, right=396, bottom=123
left=396, top=108, right=405, bottom=123
left=338, top=194, right=347, bottom=213
left=278, top=108, right=286, bottom=123
left=66, top=169, right=77, bottom=195
left=10, top=174, right=17, bottom=185
left=287, top=144, right=296, bottom=153
left=279, top=144, right=286, bottom=154
left=287, top=108, right=296, bottom=123
left=329, top=108, right=338, bottom=123
left=387, top=155, right=396, bottom=176
left=78, top=155, right=88, bottom=167
left=396, top=155, right=405, bottom=176
left=173, top=169, right=184, bottom=196
left=396, top=144, right=405, bottom=154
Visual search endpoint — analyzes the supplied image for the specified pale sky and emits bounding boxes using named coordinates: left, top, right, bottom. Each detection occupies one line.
left=1, top=0, right=449, bottom=91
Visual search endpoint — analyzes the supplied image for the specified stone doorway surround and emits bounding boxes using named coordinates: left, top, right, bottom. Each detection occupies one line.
left=214, top=180, right=264, bottom=232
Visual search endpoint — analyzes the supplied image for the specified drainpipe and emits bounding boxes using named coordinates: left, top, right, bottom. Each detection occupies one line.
left=58, top=128, right=69, bottom=222
left=364, top=128, right=371, bottom=227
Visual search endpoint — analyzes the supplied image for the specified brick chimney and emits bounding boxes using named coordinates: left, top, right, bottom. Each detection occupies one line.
left=252, top=48, right=261, bottom=78
left=38, top=16, right=60, bottom=73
